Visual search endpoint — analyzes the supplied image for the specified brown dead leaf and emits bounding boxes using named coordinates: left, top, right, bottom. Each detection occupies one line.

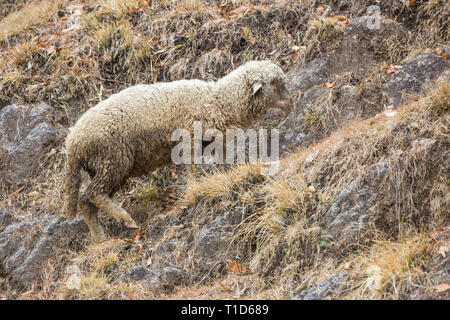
left=387, top=64, right=402, bottom=75
left=228, top=261, right=251, bottom=274
left=316, top=6, right=325, bottom=14
left=219, top=281, right=233, bottom=292
left=133, top=1, right=149, bottom=11
left=334, top=15, right=350, bottom=27
left=218, top=1, right=234, bottom=17
left=290, top=45, right=300, bottom=61
left=441, top=53, right=449, bottom=59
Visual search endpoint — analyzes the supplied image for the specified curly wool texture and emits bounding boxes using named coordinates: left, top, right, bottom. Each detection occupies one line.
left=63, top=60, right=290, bottom=238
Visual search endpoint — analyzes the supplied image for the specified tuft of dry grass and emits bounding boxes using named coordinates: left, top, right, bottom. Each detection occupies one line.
left=183, top=164, right=263, bottom=205
left=96, top=0, right=145, bottom=20
left=348, top=233, right=431, bottom=299
left=0, top=0, right=64, bottom=42
left=304, top=15, right=346, bottom=61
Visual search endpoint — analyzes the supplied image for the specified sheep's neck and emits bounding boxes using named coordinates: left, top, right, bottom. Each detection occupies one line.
left=215, top=83, right=258, bottom=130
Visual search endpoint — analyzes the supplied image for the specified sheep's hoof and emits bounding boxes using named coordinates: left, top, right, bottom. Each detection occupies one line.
left=125, top=220, right=139, bottom=229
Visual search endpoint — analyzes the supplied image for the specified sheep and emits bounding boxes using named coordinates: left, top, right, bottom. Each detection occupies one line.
left=63, top=60, right=293, bottom=242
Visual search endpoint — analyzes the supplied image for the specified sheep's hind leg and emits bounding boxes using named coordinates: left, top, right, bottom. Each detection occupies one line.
left=79, top=195, right=106, bottom=243
left=91, top=194, right=139, bottom=229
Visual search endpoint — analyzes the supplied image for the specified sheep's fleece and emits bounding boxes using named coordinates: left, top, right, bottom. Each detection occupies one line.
left=63, top=60, right=293, bottom=242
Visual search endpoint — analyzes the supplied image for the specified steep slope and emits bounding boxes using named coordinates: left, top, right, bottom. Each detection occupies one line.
left=0, top=0, right=448, bottom=299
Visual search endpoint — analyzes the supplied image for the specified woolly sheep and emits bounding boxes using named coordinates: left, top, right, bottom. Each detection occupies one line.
left=63, top=60, right=293, bottom=242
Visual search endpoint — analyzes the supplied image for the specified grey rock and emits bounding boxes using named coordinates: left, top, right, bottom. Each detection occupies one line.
left=5, top=123, right=56, bottom=185
left=384, top=53, right=449, bottom=107
left=0, top=210, right=14, bottom=231
left=0, top=102, right=59, bottom=186
left=0, top=102, right=52, bottom=143
left=290, top=54, right=333, bottom=92
left=155, top=238, right=178, bottom=255
left=150, top=238, right=179, bottom=266
left=278, top=82, right=386, bottom=155
left=428, top=227, right=450, bottom=286
left=294, top=272, right=349, bottom=300
left=120, top=265, right=155, bottom=282
left=325, top=161, right=388, bottom=245
left=194, top=212, right=238, bottom=263
left=119, top=265, right=188, bottom=292
left=281, top=16, right=401, bottom=154
left=289, top=16, right=404, bottom=93
left=0, top=215, right=88, bottom=288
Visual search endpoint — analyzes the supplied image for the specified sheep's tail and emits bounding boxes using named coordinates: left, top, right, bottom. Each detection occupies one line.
left=63, top=154, right=81, bottom=219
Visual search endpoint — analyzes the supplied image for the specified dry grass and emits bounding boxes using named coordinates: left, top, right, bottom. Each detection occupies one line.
left=304, top=15, right=345, bottom=61
left=97, top=0, right=144, bottom=20
left=1, top=0, right=449, bottom=300
left=359, top=235, right=429, bottom=298
left=183, top=164, right=263, bottom=205
left=1, top=77, right=447, bottom=301
left=170, top=80, right=449, bottom=296
left=0, top=0, right=64, bottom=42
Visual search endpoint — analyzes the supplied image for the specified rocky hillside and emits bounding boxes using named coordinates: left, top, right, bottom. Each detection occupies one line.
left=0, top=0, right=448, bottom=299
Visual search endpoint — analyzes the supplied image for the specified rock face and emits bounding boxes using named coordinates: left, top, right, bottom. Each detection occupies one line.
left=0, top=102, right=59, bottom=186
left=279, top=16, right=404, bottom=154
left=384, top=53, right=449, bottom=107
left=427, top=227, right=450, bottom=289
left=194, top=212, right=237, bottom=260
left=289, top=15, right=405, bottom=93
left=325, top=161, right=388, bottom=246
left=294, top=271, right=349, bottom=300
left=119, top=265, right=188, bottom=293
left=0, top=214, right=88, bottom=288
left=278, top=19, right=448, bottom=155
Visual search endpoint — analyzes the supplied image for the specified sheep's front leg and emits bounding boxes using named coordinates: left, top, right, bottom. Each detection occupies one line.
left=79, top=195, right=106, bottom=243
left=91, top=194, right=139, bottom=229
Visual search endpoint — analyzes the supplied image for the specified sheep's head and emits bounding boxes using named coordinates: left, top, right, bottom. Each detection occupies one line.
left=247, top=61, right=294, bottom=114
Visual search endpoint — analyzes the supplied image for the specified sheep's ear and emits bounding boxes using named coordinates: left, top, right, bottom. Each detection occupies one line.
left=252, top=81, right=263, bottom=95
